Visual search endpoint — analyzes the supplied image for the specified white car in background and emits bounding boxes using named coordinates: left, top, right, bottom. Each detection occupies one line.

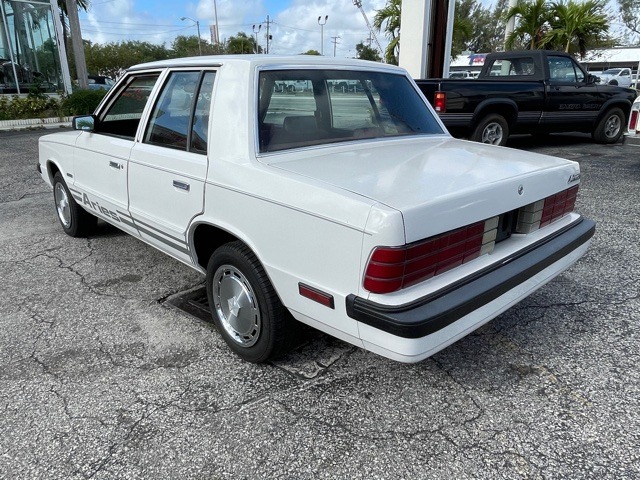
left=598, top=68, right=633, bottom=87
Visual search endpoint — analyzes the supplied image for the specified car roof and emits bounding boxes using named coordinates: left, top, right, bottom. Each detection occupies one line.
left=128, top=55, right=404, bottom=73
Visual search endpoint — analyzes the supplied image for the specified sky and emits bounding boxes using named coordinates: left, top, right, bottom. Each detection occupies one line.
left=79, top=0, right=388, bottom=57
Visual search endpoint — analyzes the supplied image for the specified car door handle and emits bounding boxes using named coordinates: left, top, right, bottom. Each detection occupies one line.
left=109, top=161, right=123, bottom=169
left=173, top=180, right=190, bottom=191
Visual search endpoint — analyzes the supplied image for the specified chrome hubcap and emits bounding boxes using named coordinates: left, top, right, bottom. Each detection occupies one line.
left=54, top=183, right=71, bottom=228
left=481, top=122, right=503, bottom=145
left=604, top=115, right=621, bottom=139
left=212, top=265, right=261, bottom=347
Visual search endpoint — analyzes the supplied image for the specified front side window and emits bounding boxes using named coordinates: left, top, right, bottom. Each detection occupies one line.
left=98, top=74, right=160, bottom=138
left=548, top=56, right=584, bottom=83
left=258, top=70, right=443, bottom=153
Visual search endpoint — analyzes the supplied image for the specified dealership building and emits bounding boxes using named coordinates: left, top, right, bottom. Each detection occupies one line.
left=1, top=0, right=71, bottom=95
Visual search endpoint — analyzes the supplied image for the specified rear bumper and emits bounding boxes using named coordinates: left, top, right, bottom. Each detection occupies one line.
left=346, top=217, right=595, bottom=361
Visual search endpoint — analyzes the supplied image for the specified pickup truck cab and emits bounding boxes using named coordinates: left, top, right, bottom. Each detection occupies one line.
left=417, top=50, right=637, bottom=146
left=38, top=55, right=594, bottom=363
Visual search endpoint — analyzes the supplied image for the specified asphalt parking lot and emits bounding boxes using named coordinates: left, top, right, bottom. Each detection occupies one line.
left=1, top=129, right=639, bottom=479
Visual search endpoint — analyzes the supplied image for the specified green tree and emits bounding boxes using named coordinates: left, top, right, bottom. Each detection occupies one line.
left=462, top=0, right=509, bottom=53
left=451, top=0, right=474, bottom=58
left=226, top=32, right=261, bottom=54
left=373, top=0, right=401, bottom=65
left=301, top=49, right=321, bottom=55
left=617, top=0, right=640, bottom=40
left=84, top=40, right=170, bottom=79
left=170, top=35, right=224, bottom=57
left=545, top=0, right=610, bottom=56
left=355, top=42, right=381, bottom=61
left=505, top=0, right=553, bottom=50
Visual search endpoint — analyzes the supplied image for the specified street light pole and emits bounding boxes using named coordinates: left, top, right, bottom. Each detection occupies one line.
left=253, top=24, right=262, bottom=53
left=317, top=15, right=328, bottom=55
left=181, top=16, right=202, bottom=55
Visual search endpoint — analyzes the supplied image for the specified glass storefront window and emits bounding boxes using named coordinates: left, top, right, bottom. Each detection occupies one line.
left=1, top=0, right=65, bottom=94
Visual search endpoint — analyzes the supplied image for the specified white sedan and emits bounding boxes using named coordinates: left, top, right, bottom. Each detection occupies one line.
left=37, top=55, right=595, bottom=363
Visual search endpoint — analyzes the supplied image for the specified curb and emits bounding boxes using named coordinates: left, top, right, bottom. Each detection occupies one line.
left=0, top=117, right=73, bottom=132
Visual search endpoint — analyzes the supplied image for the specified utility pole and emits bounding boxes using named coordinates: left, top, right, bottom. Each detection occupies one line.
left=212, top=0, right=220, bottom=44
left=65, top=0, right=88, bottom=89
left=265, top=15, right=271, bottom=54
left=331, top=36, right=340, bottom=57
left=317, top=15, right=328, bottom=55
left=180, top=17, right=202, bottom=55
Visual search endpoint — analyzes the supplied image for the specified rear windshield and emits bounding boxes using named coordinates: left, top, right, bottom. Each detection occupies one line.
left=258, top=69, right=444, bottom=153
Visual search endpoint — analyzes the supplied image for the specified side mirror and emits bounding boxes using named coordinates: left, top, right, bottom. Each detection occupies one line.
left=73, top=115, right=96, bottom=132
left=587, top=74, right=599, bottom=85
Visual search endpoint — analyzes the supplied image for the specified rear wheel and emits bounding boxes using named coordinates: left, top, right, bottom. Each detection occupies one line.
left=592, top=107, right=624, bottom=144
left=206, top=241, right=291, bottom=363
left=470, top=114, right=509, bottom=146
left=52, top=172, right=97, bottom=237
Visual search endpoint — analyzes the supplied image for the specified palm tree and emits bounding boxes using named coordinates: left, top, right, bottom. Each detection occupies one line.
left=373, top=0, right=401, bottom=65
left=504, top=0, right=552, bottom=50
left=545, top=0, right=609, bottom=57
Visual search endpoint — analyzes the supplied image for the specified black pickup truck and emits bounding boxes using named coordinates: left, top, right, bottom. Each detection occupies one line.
left=416, top=50, right=638, bottom=146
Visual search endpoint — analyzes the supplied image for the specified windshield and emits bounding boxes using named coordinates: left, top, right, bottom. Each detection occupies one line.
left=603, top=69, right=621, bottom=75
left=258, top=69, right=444, bottom=153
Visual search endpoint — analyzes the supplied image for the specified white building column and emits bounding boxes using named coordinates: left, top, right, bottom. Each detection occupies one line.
left=398, top=0, right=433, bottom=79
left=49, top=0, right=72, bottom=94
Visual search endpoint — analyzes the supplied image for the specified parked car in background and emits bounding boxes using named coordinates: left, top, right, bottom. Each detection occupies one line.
left=449, top=70, right=475, bottom=79
left=416, top=50, right=637, bottom=146
left=38, top=55, right=595, bottom=363
left=598, top=68, right=633, bottom=87
left=88, top=75, right=115, bottom=90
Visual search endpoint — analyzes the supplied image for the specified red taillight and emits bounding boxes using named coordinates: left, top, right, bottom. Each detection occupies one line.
left=364, top=218, right=498, bottom=294
left=516, top=185, right=579, bottom=233
left=540, top=185, right=578, bottom=227
left=630, top=110, right=639, bottom=132
left=434, top=91, right=446, bottom=113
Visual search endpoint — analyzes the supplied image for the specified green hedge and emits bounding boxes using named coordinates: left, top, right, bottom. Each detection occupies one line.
left=0, top=89, right=108, bottom=121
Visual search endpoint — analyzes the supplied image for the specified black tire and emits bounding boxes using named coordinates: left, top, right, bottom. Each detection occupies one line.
left=592, top=107, right=625, bottom=144
left=608, top=79, right=618, bottom=86
left=52, top=172, right=97, bottom=237
left=470, top=114, right=509, bottom=146
left=206, top=241, right=291, bottom=363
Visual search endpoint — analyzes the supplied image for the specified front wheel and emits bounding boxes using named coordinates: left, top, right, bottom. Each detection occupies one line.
left=470, top=114, right=509, bottom=146
left=206, top=241, right=291, bottom=363
left=52, top=172, right=97, bottom=237
left=592, top=108, right=624, bottom=144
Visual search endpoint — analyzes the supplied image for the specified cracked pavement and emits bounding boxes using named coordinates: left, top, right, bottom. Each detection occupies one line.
left=1, top=130, right=639, bottom=479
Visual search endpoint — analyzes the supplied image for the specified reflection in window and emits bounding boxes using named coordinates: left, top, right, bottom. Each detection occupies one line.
left=548, top=56, right=584, bottom=83
left=99, top=75, right=160, bottom=138
left=258, top=70, right=443, bottom=153
left=145, top=71, right=201, bottom=150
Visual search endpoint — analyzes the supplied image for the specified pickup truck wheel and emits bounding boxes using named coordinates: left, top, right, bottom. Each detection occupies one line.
left=52, top=172, right=97, bottom=237
left=608, top=79, right=618, bottom=86
left=206, top=241, right=289, bottom=363
left=592, top=108, right=624, bottom=144
left=471, top=114, right=509, bottom=146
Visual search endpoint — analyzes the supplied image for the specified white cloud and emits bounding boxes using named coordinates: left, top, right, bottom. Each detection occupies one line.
left=79, top=0, right=388, bottom=57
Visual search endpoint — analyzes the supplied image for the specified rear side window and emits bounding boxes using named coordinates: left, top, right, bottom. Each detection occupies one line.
left=487, top=57, right=535, bottom=77
left=144, top=70, right=216, bottom=153
left=258, top=70, right=443, bottom=153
